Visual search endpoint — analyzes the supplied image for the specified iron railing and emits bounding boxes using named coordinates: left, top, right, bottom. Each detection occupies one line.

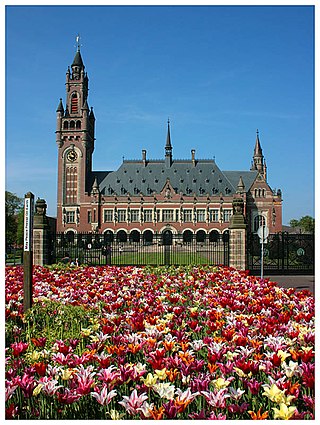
left=52, top=232, right=229, bottom=267
left=247, top=232, right=314, bottom=275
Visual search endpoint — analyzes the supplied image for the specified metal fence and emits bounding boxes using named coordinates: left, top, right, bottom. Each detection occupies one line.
left=247, top=232, right=314, bottom=275
left=52, top=232, right=229, bottom=267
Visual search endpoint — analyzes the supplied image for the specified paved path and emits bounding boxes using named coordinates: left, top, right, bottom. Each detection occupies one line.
left=264, top=275, right=314, bottom=295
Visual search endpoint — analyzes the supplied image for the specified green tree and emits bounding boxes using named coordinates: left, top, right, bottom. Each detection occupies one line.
left=289, top=216, right=315, bottom=233
left=5, top=191, right=23, bottom=248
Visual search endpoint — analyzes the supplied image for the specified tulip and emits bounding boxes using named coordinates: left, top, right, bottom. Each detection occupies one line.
left=118, top=389, right=148, bottom=415
left=91, top=386, right=117, bottom=406
left=272, top=403, right=297, bottom=420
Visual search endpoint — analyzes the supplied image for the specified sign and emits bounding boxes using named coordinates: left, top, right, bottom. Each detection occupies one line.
left=23, top=192, right=34, bottom=312
left=257, top=225, right=269, bottom=244
left=24, top=196, right=34, bottom=251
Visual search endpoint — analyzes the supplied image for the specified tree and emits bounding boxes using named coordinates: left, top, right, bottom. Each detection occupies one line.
left=289, top=216, right=315, bottom=233
left=5, top=191, right=23, bottom=248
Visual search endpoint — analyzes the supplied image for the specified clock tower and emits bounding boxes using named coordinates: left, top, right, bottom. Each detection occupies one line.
left=56, top=39, right=95, bottom=231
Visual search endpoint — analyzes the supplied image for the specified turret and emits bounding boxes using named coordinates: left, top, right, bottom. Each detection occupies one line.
left=56, top=98, right=64, bottom=146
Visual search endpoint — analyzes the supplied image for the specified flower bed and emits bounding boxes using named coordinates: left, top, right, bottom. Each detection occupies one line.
left=5, top=265, right=314, bottom=419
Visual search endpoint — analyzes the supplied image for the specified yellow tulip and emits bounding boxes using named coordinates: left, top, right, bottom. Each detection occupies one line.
left=142, top=373, right=158, bottom=387
left=61, top=368, right=74, bottom=381
left=155, top=368, right=167, bottom=380
left=262, top=384, right=286, bottom=404
left=32, top=383, right=43, bottom=396
left=273, top=403, right=297, bottom=420
left=212, top=377, right=230, bottom=389
left=109, top=409, right=126, bottom=420
left=81, top=328, right=92, bottom=337
left=277, top=349, right=291, bottom=362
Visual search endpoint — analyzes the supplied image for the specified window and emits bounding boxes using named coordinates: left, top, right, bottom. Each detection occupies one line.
left=65, top=166, right=78, bottom=204
left=223, top=209, right=232, bottom=222
left=196, top=230, right=206, bottom=242
left=254, top=215, right=266, bottom=232
left=118, top=209, right=126, bottom=222
left=162, top=209, right=174, bottom=222
left=144, top=209, right=153, bottom=222
left=104, top=210, right=113, bottom=222
left=130, top=209, right=139, bottom=222
left=71, top=93, right=78, bottom=114
left=76, top=120, right=81, bottom=129
left=66, top=211, right=75, bottom=223
left=183, top=209, right=193, bottom=222
left=209, top=209, right=219, bottom=222
left=196, top=209, right=206, bottom=222
left=88, top=211, right=92, bottom=223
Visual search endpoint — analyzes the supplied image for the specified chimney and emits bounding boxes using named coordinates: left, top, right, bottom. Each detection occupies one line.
left=142, top=149, right=147, bottom=166
left=191, top=149, right=196, bottom=166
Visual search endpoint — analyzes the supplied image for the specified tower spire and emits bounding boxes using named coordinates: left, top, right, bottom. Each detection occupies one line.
left=251, top=129, right=265, bottom=176
left=165, top=118, right=172, bottom=167
left=254, top=129, right=263, bottom=156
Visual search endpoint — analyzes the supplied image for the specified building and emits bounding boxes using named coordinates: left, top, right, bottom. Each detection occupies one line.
left=55, top=45, right=282, bottom=243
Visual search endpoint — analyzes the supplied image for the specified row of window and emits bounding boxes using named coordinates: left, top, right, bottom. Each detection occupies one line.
left=101, top=208, right=232, bottom=223
left=254, top=188, right=267, bottom=198
left=63, top=210, right=268, bottom=233
left=63, top=120, right=81, bottom=130
left=64, top=208, right=232, bottom=224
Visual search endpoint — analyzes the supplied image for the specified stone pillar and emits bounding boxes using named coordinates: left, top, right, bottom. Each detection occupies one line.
left=33, top=198, right=50, bottom=266
left=229, top=198, right=247, bottom=270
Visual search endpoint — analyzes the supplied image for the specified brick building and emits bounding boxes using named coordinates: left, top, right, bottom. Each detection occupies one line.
left=56, top=46, right=282, bottom=243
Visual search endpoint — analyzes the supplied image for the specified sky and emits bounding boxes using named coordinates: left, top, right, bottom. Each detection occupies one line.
left=4, top=3, right=315, bottom=225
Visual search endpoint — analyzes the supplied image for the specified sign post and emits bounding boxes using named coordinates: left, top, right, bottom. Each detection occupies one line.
left=257, top=225, right=269, bottom=280
left=23, top=192, right=34, bottom=312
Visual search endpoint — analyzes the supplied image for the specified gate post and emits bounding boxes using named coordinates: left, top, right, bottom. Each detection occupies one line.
left=228, top=198, right=247, bottom=270
left=33, top=198, right=51, bottom=266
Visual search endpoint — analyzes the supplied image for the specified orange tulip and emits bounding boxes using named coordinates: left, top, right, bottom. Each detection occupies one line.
left=166, top=368, right=180, bottom=382
left=248, top=407, right=269, bottom=420
left=149, top=406, right=165, bottom=420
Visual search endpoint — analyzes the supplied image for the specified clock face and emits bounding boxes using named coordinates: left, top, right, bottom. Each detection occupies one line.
left=67, top=150, right=77, bottom=162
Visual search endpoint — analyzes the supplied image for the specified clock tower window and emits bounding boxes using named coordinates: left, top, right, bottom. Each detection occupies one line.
left=71, top=93, right=79, bottom=114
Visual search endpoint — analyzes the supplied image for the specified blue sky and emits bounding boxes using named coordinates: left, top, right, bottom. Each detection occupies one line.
left=5, top=4, right=315, bottom=225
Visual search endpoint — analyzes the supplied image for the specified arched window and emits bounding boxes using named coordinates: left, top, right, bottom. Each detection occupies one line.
left=71, top=93, right=78, bottom=114
left=254, top=215, right=266, bottom=232
left=143, top=230, right=153, bottom=244
left=222, top=230, right=229, bottom=242
left=183, top=230, right=193, bottom=243
left=117, top=230, right=127, bottom=243
left=66, top=230, right=75, bottom=244
left=196, top=230, right=206, bottom=243
left=63, top=121, right=69, bottom=129
left=76, top=120, right=81, bottom=129
left=162, top=230, right=173, bottom=246
left=104, top=230, right=114, bottom=244
left=129, top=230, right=140, bottom=243
left=70, top=121, right=75, bottom=129
left=209, top=230, right=220, bottom=242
